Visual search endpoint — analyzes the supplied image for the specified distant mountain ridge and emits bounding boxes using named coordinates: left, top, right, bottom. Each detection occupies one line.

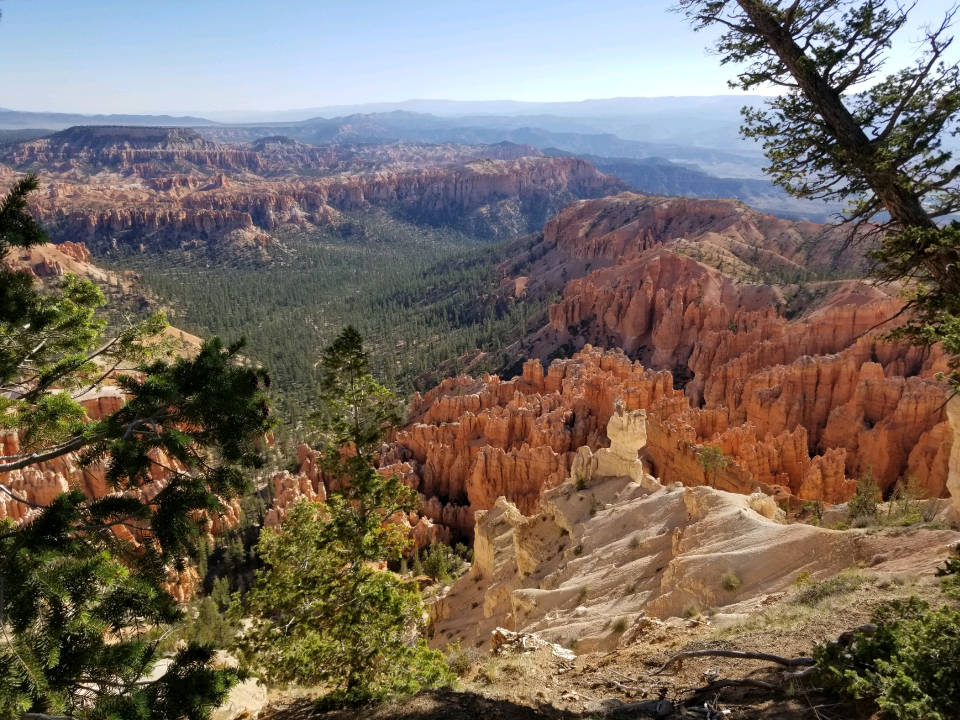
left=0, top=120, right=835, bottom=222
left=0, top=109, right=214, bottom=130
left=194, top=95, right=766, bottom=123
left=542, top=150, right=838, bottom=221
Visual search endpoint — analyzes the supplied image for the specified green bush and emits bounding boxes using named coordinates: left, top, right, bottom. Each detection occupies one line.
left=721, top=570, right=742, bottom=592
left=814, top=597, right=960, bottom=720
left=792, top=570, right=864, bottom=605
left=879, top=477, right=925, bottom=527
left=936, top=543, right=960, bottom=599
left=802, top=499, right=824, bottom=525
left=414, top=542, right=466, bottom=584
left=161, top=596, right=238, bottom=654
left=848, top=472, right=882, bottom=524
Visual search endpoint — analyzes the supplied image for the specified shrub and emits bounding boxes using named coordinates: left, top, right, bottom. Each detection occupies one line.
left=696, top=445, right=728, bottom=487
left=814, top=597, right=960, bottom=720
left=628, top=534, right=640, bottom=550
left=445, top=641, right=479, bottom=677
left=793, top=570, right=864, bottom=605
left=417, top=542, right=466, bottom=584
left=803, top=499, right=824, bottom=525
left=848, top=472, right=882, bottom=523
left=612, top=617, right=629, bottom=633
left=883, top=477, right=926, bottom=527
left=936, top=543, right=960, bottom=599
left=453, top=542, right=473, bottom=564
left=721, top=570, right=742, bottom=592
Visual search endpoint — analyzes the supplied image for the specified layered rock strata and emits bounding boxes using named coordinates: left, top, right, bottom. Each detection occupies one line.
left=430, top=411, right=960, bottom=652
left=254, top=192, right=952, bottom=541
left=2, top=128, right=625, bottom=249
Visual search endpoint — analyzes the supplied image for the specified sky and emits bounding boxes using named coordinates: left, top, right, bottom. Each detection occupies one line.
left=0, top=0, right=957, bottom=115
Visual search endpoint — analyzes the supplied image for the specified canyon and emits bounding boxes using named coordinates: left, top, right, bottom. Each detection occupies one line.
left=0, top=126, right=625, bottom=250
left=265, top=193, right=954, bottom=544
left=4, top=137, right=957, bottom=607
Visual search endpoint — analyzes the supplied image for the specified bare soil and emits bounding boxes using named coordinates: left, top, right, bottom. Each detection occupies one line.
left=255, top=566, right=949, bottom=720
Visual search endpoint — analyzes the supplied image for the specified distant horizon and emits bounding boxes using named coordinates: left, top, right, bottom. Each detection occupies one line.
left=0, top=93, right=772, bottom=123
left=1, top=0, right=956, bottom=115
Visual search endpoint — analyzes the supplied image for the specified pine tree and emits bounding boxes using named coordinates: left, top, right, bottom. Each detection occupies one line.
left=676, top=0, right=960, bottom=390
left=235, top=327, right=451, bottom=706
left=697, top=445, right=729, bottom=488
left=0, top=177, right=273, bottom=718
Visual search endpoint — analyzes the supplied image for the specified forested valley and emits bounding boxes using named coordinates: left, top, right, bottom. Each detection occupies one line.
left=100, top=209, right=549, bottom=431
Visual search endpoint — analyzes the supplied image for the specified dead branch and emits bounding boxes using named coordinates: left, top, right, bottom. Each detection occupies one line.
left=692, top=677, right=779, bottom=694
left=652, top=649, right=815, bottom=675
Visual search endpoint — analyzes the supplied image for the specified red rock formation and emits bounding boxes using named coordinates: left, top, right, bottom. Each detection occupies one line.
left=383, top=194, right=952, bottom=536
left=263, top=444, right=453, bottom=550
left=382, top=347, right=683, bottom=536
left=388, top=343, right=949, bottom=542
left=3, top=130, right=624, bottom=250
left=263, top=444, right=327, bottom=528
left=0, top=387, right=243, bottom=599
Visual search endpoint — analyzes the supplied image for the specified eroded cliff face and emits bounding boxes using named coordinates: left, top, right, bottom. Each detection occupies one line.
left=350, top=194, right=951, bottom=538
left=2, top=128, right=624, bottom=249
left=387, top=348, right=682, bottom=537
left=376, top=342, right=948, bottom=542
left=431, top=411, right=959, bottom=652
left=260, top=193, right=952, bottom=540
left=265, top=343, right=949, bottom=543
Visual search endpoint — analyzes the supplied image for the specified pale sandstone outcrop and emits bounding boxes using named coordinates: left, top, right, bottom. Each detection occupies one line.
left=948, top=395, right=960, bottom=520
left=432, top=411, right=960, bottom=653
left=570, top=402, right=658, bottom=491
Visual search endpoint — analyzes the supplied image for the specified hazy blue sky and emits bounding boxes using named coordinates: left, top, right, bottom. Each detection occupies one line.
left=0, top=0, right=957, bottom=114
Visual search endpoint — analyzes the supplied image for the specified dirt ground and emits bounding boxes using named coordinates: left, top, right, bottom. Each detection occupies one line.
left=254, top=562, right=951, bottom=720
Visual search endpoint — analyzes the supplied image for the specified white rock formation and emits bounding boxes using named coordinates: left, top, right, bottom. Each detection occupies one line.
left=431, top=401, right=960, bottom=654
left=948, top=394, right=960, bottom=521
left=569, top=400, right=659, bottom=492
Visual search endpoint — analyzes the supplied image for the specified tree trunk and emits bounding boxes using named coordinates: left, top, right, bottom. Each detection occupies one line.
left=736, top=0, right=936, bottom=230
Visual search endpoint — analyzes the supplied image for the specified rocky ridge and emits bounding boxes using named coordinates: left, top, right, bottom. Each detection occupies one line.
left=1, top=127, right=624, bottom=249
left=262, top=194, right=953, bottom=541
left=430, top=409, right=960, bottom=653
